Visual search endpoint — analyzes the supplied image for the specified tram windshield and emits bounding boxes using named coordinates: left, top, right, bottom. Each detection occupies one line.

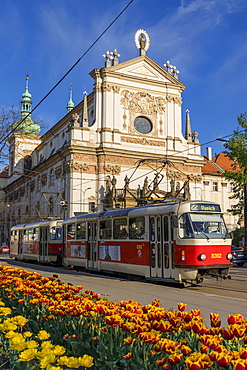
left=179, top=213, right=230, bottom=239
left=50, top=226, right=62, bottom=240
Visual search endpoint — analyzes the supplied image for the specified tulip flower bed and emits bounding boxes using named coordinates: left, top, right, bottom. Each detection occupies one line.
left=0, top=265, right=246, bottom=369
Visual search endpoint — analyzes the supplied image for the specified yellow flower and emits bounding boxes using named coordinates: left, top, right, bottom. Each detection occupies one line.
left=39, top=354, right=56, bottom=369
left=11, top=316, right=28, bottom=327
left=3, top=321, right=17, bottom=332
left=53, top=345, right=66, bottom=356
left=23, top=331, right=33, bottom=338
left=57, top=356, right=69, bottom=366
left=78, top=355, right=94, bottom=368
left=5, top=330, right=17, bottom=339
left=26, top=340, right=39, bottom=349
left=19, top=348, right=38, bottom=361
left=46, top=366, right=63, bottom=370
left=57, top=356, right=84, bottom=368
left=41, top=341, right=54, bottom=349
left=36, top=330, right=50, bottom=340
left=36, top=347, right=54, bottom=359
left=9, top=335, right=27, bottom=352
left=0, top=307, right=12, bottom=316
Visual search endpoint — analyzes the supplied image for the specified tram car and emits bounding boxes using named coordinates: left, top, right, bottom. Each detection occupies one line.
left=62, top=200, right=232, bottom=284
left=10, top=219, right=63, bottom=264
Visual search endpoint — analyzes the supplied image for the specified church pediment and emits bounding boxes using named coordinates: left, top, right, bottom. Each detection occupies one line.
left=103, top=55, right=185, bottom=89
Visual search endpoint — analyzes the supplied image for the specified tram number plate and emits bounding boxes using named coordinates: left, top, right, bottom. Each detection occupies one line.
left=211, top=253, right=222, bottom=259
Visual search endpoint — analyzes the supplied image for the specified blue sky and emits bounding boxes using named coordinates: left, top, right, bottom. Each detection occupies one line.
left=1, top=0, right=247, bottom=164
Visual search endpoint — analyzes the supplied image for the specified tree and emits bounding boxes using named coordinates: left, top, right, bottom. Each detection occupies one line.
left=0, top=105, right=45, bottom=161
left=224, top=113, right=247, bottom=245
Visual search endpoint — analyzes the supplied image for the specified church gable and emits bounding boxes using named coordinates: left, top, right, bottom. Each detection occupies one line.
left=107, top=55, right=185, bottom=89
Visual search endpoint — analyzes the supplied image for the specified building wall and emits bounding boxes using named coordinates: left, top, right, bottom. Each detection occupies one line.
left=1, top=36, right=239, bottom=243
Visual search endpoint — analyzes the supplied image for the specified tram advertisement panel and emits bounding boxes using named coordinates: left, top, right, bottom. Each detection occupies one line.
left=99, top=245, right=120, bottom=261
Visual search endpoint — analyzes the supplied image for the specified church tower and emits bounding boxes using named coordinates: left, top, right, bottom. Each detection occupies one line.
left=8, top=75, right=41, bottom=183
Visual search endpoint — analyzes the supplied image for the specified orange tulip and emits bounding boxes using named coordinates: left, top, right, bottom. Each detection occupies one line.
left=177, top=302, right=187, bottom=311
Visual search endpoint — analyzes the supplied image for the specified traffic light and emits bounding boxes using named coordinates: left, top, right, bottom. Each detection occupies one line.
left=60, top=200, right=67, bottom=211
left=90, top=202, right=96, bottom=212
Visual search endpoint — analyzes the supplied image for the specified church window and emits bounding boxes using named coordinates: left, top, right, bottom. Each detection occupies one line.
left=49, top=169, right=55, bottom=186
left=134, top=116, right=152, bottom=134
left=37, top=177, right=41, bottom=190
left=24, top=155, right=32, bottom=174
left=213, top=182, right=218, bottom=192
left=26, top=183, right=30, bottom=196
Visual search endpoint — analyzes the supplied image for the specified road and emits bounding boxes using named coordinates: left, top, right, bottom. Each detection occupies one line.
left=0, top=255, right=246, bottom=327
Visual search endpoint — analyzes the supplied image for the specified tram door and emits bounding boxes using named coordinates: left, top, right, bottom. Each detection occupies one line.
left=87, top=222, right=97, bottom=268
left=17, top=230, right=23, bottom=259
left=163, top=215, right=173, bottom=279
left=150, top=215, right=174, bottom=279
left=150, top=216, right=163, bottom=278
left=40, top=227, right=48, bottom=262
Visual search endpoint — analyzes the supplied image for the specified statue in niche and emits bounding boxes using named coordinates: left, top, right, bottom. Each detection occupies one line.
left=111, top=176, right=117, bottom=193
left=105, top=176, right=111, bottom=194
left=176, top=182, right=180, bottom=193
left=143, top=176, right=148, bottom=195
left=170, top=179, right=175, bottom=193
left=183, top=181, right=191, bottom=200
left=153, top=173, right=159, bottom=191
left=124, top=175, right=130, bottom=190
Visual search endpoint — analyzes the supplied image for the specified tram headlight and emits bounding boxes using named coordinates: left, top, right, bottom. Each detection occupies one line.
left=198, top=253, right=207, bottom=261
left=227, top=253, right=233, bottom=260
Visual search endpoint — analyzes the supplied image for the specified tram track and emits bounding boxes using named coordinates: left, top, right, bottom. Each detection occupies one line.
left=188, top=268, right=247, bottom=298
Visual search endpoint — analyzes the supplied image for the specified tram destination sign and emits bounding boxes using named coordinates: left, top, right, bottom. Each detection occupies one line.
left=190, top=203, right=221, bottom=212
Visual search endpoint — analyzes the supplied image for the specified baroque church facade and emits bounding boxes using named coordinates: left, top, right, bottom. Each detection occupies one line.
left=1, top=30, right=238, bottom=244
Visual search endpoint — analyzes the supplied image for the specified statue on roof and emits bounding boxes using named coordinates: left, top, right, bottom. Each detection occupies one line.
left=134, top=29, right=150, bottom=56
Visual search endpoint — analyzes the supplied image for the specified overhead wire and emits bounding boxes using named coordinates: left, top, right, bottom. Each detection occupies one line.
left=0, top=0, right=135, bottom=148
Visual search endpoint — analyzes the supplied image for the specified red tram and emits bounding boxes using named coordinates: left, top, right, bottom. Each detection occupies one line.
left=10, top=220, right=63, bottom=264
left=62, top=200, right=232, bottom=284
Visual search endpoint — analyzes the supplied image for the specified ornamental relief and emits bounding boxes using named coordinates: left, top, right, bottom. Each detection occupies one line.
left=55, top=166, right=62, bottom=179
left=121, top=136, right=165, bottom=147
left=104, top=164, right=121, bottom=175
left=64, top=160, right=91, bottom=173
left=41, top=174, right=47, bottom=186
left=120, top=90, right=166, bottom=115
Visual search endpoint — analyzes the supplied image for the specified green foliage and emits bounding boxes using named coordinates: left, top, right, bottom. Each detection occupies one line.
left=231, top=227, right=244, bottom=247
left=224, top=113, right=247, bottom=215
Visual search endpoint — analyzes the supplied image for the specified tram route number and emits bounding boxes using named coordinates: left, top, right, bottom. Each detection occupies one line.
left=211, top=253, right=222, bottom=259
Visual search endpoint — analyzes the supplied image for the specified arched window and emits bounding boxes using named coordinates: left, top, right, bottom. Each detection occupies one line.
left=24, top=155, right=32, bottom=174
left=37, top=176, right=41, bottom=191
left=49, top=169, right=54, bottom=186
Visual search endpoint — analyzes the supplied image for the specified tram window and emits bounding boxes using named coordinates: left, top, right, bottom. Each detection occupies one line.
left=100, top=220, right=112, bottom=239
left=129, top=217, right=145, bottom=239
left=50, top=226, right=62, bottom=240
left=28, top=228, right=34, bottom=241
left=178, top=214, right=193, bottom=239
left=113, top=218, right=127, bottom=239
left=14, top=230, right=18, bottom=241
left=150, top=218, right=155, bottom=241
left=77, top=223, right=86, bottom=240
left=163, top=216, right=169, bottom=241
left=157, top=217, right=161, bottom=242
left=33, top=228, right=39, bottom=241
left=190, top=213, right=229, bottom=239
left=67, top=224, right=76, bottom=240
left=10, top=231, right=14, bottom=242
left=23, top=230, right=28, bottom=241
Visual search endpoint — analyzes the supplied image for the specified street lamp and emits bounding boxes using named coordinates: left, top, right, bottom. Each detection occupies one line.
left=82, top=187, right=91, bottom=212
